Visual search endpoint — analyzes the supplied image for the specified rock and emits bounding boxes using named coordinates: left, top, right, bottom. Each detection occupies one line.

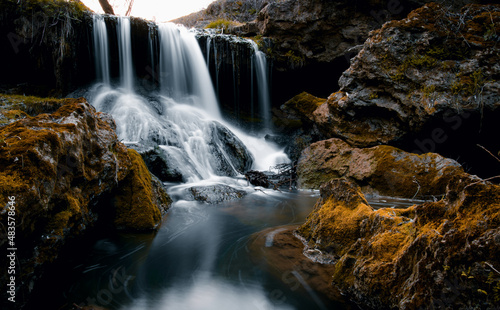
left=188, top=184, right=247, bottom=204
left=112, top=149, right=171, bottom=231
left=139, top=148, right=184, bottom=182
left=245, top=170, right=271, bottom=188
left=209, top=121, right=254, bottom=176
left=0, top=0, right=93, bottom=96
left=297, top=179, right=373, bottom=258
left=311, top=3, right=500, bottom=176
left=272, top=92, right=325, bottom=161
left=297, top=138, right=465, bottom=198
left=297, top=175, right=500, bottom=309
left=0, top=95, right=171, bottom=307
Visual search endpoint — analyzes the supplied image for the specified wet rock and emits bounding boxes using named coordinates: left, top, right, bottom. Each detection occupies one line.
left=0, top=95, right=171, bottom=307
left=297, top=138, right=464, bottom=198
left=245, top=170, right=271, bottom=188
left=297, top=175, right=500, bottom=309
left=188, top=184, right=247, bottom=204
left=139, top=148, right=184, bottom=182
left=210, top=121, right=254, bottom=176
left=0, top=0, right=93, bottom=96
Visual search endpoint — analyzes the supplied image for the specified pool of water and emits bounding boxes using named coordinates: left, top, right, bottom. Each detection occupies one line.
left=29, top=186, right=418, bottom=309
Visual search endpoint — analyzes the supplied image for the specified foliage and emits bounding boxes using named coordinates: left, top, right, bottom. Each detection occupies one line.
left=205, top=18, right=239, bottom=31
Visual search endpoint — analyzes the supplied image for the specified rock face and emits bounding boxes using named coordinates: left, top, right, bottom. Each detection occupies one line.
left=0, top=0, right=94, bottom=96
left=297, top=177, right=500, bottom=309
left=297, top=138, right=464, bottom=198
left=230, top=0, right=475, bottom=68
left=311, top=3, right=500, bottom=176
left=0, top=95, right=171, bottom=307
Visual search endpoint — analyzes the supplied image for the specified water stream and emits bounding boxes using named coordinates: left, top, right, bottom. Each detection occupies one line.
left=37, top=15, right=418, bottom=309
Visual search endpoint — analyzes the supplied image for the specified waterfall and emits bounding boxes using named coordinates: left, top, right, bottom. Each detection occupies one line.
left=92, top=14, right=110, bottom=85
left=158, top=23, right=221, bottom=119
left=88, top=19, right=288, bottom=183
left=118, top=16, right=134, bottom=91
left=250, top=41, right=271, bottom=131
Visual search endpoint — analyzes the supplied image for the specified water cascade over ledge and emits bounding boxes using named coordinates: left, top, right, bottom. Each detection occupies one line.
left=88, top=15, right=288, bottom=183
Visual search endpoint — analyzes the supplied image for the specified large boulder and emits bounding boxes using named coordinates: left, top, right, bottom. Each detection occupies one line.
left=297, top=138, right=464, bottom=198
left=0, top=95, right=170, bottom=307
left=311, top=3, right=500, bottom=176
left=297, top=176, right=500, bottom=309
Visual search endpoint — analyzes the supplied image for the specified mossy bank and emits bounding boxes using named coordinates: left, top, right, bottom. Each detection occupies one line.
left=0, top=94, right=171, bottom=308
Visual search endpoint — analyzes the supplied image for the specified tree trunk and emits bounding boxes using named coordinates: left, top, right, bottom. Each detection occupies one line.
left=98, top=0, right=115, bottom=15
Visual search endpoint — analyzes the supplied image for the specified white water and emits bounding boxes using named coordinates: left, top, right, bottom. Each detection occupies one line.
left=89, top=20, right=288, bottom=183
left=118, top=17, right=134, bottom=91
left=92, top=14, right=110, bottom=85
left=250, top=40, right=272, bottom=131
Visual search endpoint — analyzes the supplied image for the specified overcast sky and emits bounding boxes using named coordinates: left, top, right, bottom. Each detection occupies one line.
left=81, top=0, right=214, bottom=22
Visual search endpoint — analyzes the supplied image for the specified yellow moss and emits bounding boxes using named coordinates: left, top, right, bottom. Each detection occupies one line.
left=284, top=92, right=325, bottom=115
left=205, top=19, right=241, bottom=30
left=113, top=149, right=162, bottom=231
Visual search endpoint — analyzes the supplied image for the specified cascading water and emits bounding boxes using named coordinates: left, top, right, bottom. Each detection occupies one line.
left=89, top=19, right=287, bottom=183
left=250, top=40, right=272, bottom=131
left=92, top=14, right=110, bottom=85
left=45, top=16, right=364, bottom=310
left=118, top=16, right=134, bottom=91
left=158, top=23, right=221, bottom=118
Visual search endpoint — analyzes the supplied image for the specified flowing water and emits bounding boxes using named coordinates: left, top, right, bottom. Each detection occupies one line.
left=33, top=16, right=418, bottom=309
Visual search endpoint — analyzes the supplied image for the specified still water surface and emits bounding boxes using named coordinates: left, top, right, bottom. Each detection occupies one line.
left=33, top=185, right=417, bottom=309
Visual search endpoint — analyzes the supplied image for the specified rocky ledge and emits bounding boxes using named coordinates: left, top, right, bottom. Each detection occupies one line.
left=0, top=95, right=171, bottom=307
left=297, top=138, right=464, bottom=198
left=297, top=177, right=500, bottom=309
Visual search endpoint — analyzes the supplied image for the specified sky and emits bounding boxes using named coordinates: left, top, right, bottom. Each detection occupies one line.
left=81, top=0, right=215, bottom=22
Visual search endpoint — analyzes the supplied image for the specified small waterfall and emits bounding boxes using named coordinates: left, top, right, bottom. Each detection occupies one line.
left=250, top=41, right=271, bottom=131
left=89, top=19, right=287, bottom=183
left=158, top=23, right=221, bottom=119
left=117, top=16, right=134, bottom=91
left=147, top=23, right=157, bottom=89
left=92, top=14, right=110, bottom=85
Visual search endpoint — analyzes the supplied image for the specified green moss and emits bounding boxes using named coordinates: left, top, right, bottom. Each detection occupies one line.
left=10, top=0, right=89, bottom=18
left=113, top=149, right=165, bottom=231
left=284, top=92, right=325, bottom=116
left=284, top=50, right=305, bottom=68
left=205, top=18, right=239, bottom=31
left=451, top=69, right=488, bottom=98
left=369, top=92, right=379, bottom=100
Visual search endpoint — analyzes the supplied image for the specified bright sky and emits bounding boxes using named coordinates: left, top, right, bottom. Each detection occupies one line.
left=81, top=0, right=215, bottom=22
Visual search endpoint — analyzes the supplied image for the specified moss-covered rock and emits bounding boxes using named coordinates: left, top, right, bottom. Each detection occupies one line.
left=112, top=149, right=171, bottom=231
left=297, top=176, right=500, bottom=309
left=297, top=138, right=464, bottom=198
left=0, top=94, right=171, bottom=307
